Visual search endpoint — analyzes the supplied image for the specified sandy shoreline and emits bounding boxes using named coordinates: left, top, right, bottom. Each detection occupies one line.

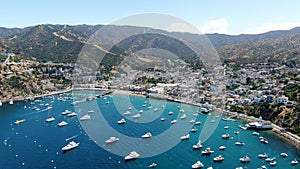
left=2, top=88, right=300, bottom=150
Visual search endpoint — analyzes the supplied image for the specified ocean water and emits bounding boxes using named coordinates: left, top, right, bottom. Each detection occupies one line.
left=0, top=90, right=299, bottom=169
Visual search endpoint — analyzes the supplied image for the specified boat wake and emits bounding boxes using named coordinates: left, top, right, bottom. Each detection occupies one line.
left=65, top=133, right=82, bottom=141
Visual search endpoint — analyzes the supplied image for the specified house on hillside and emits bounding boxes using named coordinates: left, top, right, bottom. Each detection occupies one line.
left=277, top=96, right=289, bottom=105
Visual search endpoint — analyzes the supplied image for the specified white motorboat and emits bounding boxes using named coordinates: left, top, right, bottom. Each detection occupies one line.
left=179, top=109, right=185, bottom=113
left=67, top=112, right=77, bottom=117
left=195, top=121, right=201, bottom=125
left=180, top=114, right=187, bottom=120
left=180, top=134, right=190, bottom=140
left=240, top=156, right=251, bottom=163
left=192, top=140, right=202, bottom=149
left=192, top=161, right=204, bottom=169
left=57, top=121, right=68, bottom=127
left=219, top=146, right=226, bottom=150
left=46, top=117, right=55, bottom=122
left=160, top=118, right=166, bottom=121
left=224, top=126, right=229, bottom=129
left=235, top=141, right=245, bottom=146
left=149, top=163, right=157, bottom=168
left=88, top=110, right=94, bottom=113
left=171, top=120, right=177, bottom=124
left=192, top=113, right=198, bottom=117
left=62, top=110, right=72, bottom=115
left=105, top=137, right=119, bottom=144
left=9, top=99, right=13, bottom=105
left=280, top=152, right=288, bottom=157
left=118, top=118, right=126, bottom=124
left=252, top=131, right=260, bottom=136
left=260, top=137, right=269, bottom=144
left=62, top=141, right=79, bottom=151
left=270, top=160, right=277, bottom=166
left=189, top=119, right=195, bottom=123
left=234, top=131, right=240, bottom=134
left=133, top=113, right=141, bottom=119
left=168, top=111, right=174, bottom=115
left=265, top=157, right=276, bottom=162
left=124, top=151, right=140, bottom=161
left=202, top=147, right=214, bottom=155
left=258, top=153, right=268, bottom=158
left=190, top=128, right=198, bottom=132
left=154, top=108, right=158, bottom=112
left=124, top=111, right=131, bottom=116
left=291, top=159, right=298, bottom=165
left=0, top=101, right=2, bottom=106
left=139, top=110, right=144, bottom=113
left=128, top=106, right=132, bottom=110
left=222, top=133, right=230, bottom=139
left=80, top=114, right=91, bottom=121
left=142, top=132, right=152, bottom=138
left=213, top=155, right=224, bottom=162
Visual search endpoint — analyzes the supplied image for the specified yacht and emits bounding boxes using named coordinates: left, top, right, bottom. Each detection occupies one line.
left=80, top=114, right=91, bottom=121
left=291, top=159, right=298, bottom=165
left=265, top=157, right=276, bottom=162
left=202, top=147, right=214, bottom=155
left=118, top=118, right=126, bottom=124
left=239, top=156, right=251, bottom=163
left=259, top=137, right=269, bottom=144
left=270, top=160, right=277, bottom=166
left=88, top=110, right=94, bottom=113
left=171, top=120, right=177, bottom=124
left=222, top=133, right=230, bottom=139
left=62, top=141, right=80, bottom=151
left=192, top=140, right=202, bottom=149
left=258, top=153, right=268, bottom=158
left=219, top=146, right=226, bottom=150
left=191, top=161, right=204, bottom=169
left=46, top=117, right=55, bottom=122
left=142, top=132, right=152, bottom=138
left=190, top=128, right=198, bottom=132
left=213, top=155, right=224, bottom=162
left=180, top=134, right=190, bottom=140
left=280, top=152, right=288, bottom=157
left=62, top=110, right=72, bottom=115
left=195, top=121, right=201, bottom=125
left=57, top=121, right=68, bottom=127
left=168, top=111, right=174, bottom=115
left=105, top=137, right=119, bottom=144
left=124, top=151, right=140, bottom=161
left=180, top=114, right=187, bottom=120
left=235, top=141, right=245, bottom=146
left=149, top=163, right=157, bottom=168
left=14, top=119, right=26, bottom=125
left=133, top=113, right=141, bottom=119
left=124, top=111, right=131, bottom=116
left=67, top=112, right=77, bottom=117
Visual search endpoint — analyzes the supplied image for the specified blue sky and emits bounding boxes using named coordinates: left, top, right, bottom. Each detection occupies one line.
left=1, top=0, right=300, bottom=35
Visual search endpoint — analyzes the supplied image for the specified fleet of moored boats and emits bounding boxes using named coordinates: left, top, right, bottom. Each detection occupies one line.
left=5, top=95, right=299, bottom=169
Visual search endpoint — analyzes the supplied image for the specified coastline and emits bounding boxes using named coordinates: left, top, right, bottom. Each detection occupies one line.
left=2, top=88, right=300, bottom=151
left=224, top=110, right=300, bottom=150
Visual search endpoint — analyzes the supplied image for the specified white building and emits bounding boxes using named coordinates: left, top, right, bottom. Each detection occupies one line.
left=277, top=96, right=289, bottom=105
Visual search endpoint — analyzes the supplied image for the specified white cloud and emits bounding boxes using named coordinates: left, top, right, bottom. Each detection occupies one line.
left=199, top=19, right=229, bottom=34
left=242, top=22, right=300, bottom=34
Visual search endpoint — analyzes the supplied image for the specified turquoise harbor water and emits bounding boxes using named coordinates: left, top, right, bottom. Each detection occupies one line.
left=0, top=91, right=300, bottom=169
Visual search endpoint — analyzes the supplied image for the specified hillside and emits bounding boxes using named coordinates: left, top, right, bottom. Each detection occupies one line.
left=0, top=24, right=300, bottom=67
